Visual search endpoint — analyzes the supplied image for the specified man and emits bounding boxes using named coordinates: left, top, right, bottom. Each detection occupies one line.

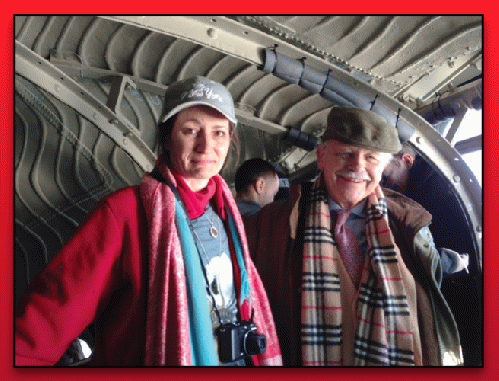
left=380, top=143, right=417, bottom=195
left=244, top=106, right=462, bottom=366
left=381, top=143, right=481, bottom=366
left=234, top=158, right=280, bottom=217
left=381, top=143, right=469, bottom=277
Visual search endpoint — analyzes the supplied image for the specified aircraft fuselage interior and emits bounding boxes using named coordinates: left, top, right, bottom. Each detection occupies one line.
left=14, top=15, right=482, bottom=366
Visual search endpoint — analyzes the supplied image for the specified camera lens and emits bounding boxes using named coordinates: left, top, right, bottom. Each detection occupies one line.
left=244, top=333, right=267, bottom=355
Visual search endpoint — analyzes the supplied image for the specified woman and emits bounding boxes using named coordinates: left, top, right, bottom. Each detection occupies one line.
left=15, top=76, right=282, bottom=366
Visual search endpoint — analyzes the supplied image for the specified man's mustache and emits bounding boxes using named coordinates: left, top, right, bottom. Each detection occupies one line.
left=335, top=170, right=371, bottom=182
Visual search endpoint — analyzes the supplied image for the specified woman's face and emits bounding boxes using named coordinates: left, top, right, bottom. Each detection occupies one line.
left=165, top=105, right=232, bottom=191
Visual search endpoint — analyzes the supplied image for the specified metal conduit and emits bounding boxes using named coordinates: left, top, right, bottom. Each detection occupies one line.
left=260, top=48, right=415, bottom=144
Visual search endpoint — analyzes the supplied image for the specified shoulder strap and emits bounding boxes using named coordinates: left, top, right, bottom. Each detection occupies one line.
left=149, top=167, right=167, bottom=183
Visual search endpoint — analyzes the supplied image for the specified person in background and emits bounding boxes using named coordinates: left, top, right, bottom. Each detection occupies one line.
left=380, top=143, right=417, bottom=195
left=381, top=143, right=469, bottom=277
left=234, top=158, right=280, bottom=217
left=15, top=76, right=282, bottom=366
left=244, top=106, right=462, bottom=366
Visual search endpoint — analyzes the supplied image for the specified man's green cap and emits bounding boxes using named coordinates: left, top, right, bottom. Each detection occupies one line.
left=322, top=106, right=402, bottom=154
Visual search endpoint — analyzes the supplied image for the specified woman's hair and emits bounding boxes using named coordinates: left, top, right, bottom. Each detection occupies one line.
left=156, top=115, right=177, bottom=158
left=155, top=114, right=240, bottom=168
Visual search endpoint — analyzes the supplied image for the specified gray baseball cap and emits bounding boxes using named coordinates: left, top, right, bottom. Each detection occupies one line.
left=322, top=106, right=402, bottom=154
left=159, top=76, right=237, bottom=126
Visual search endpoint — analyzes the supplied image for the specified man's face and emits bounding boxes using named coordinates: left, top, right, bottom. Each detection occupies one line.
left=317, top=139, right=391, bottom=209
left=165, top=105, right=231, bottom=191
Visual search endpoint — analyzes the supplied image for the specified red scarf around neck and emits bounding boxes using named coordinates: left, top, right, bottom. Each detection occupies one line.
left=171, top=170, right=225, bottom=220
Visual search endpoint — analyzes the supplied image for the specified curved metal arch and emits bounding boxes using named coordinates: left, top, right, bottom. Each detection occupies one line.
left=15, top=41, right=156, bottom=173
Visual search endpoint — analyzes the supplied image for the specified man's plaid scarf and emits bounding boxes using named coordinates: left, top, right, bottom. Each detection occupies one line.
left=301, top=176, right=415, bottom=366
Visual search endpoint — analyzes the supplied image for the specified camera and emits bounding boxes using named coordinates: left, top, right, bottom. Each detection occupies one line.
left=216, top=320, right=267, bottom=363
